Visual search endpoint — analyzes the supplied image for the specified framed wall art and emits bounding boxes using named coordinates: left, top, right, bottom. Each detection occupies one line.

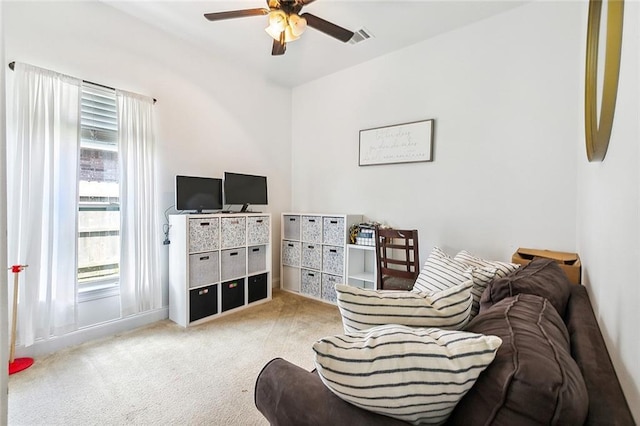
left=359, top=119, right=434, bottom=166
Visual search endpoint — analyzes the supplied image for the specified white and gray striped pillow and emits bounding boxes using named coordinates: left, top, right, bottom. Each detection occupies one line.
left=335, top=282, right=473, bottom=333
left=413, top=247, right=500, bottom=320
left=469, top=267, right=498, bottom=319
left=454, top=250, right=520, bottom=278
left=413, top=247, right=474, bottom=293
left=313, top=324, right=502, bottom=425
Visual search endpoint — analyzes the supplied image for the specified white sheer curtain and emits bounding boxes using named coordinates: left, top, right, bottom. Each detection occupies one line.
left=117, top=90, right=161, bottom=316
left=6, top=63, right=81, bottom=346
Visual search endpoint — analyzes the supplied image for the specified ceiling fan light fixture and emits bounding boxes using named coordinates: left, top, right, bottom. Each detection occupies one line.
left=266, top=10, right=303, bottom=42
left=288, top=14, right=307, bottom=37
left=205, top=1, right=354, bottom=56
left=265, top=25, right=283, bottom=41
left=267, top=9, right=287, bottom=32
left=284, top=25, right=299, bottom=42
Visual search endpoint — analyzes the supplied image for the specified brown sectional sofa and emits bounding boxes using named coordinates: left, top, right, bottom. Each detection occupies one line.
left=255, top=259, right=635, bottom=425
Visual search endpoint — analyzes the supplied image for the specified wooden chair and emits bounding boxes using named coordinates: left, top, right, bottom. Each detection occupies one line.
left=374, top=226, right=420, bottom=291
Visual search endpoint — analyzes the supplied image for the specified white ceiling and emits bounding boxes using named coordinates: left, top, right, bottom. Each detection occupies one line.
left=103, top=0, right=528, bottom=88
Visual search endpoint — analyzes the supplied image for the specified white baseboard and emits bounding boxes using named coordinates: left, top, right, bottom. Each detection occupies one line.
left=15, top=307, right=169, bottom=358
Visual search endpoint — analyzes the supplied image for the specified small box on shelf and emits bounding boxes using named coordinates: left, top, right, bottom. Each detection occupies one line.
left=349, top=223, right=376, bottom=246
left=356, top=228, right=375, bottom=246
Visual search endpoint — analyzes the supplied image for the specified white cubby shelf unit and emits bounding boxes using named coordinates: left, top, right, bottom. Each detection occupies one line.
left=169, top=213, right=272, bottom=327
left=280, top=213, right=365, bottom=304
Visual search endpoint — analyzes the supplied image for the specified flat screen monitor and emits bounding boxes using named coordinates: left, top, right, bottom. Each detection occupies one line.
left=175, top=175, right=223, bottom=213
left=224, top=172, right=268, bottom=212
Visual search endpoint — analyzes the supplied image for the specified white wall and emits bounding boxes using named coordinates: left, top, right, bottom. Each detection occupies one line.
left=576, top=1, right=640, bottom=421
left=4, top=1, right=292, bottom=308
left=292, top=2, right=582, bottom=264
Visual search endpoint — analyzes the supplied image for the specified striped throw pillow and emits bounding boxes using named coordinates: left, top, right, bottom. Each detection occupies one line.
left=413, top=247, right=474, bottom=293
left=413, top=247, right=500, bottom=320
left=453, top=250, right=520, bottom=318
left=468, top=267, right=498, bottom=319
left=335, top=282, right=473, bottom=333
left=313, top=324, right=502, bottom=425
left=454, top=250, right=520, bottom=278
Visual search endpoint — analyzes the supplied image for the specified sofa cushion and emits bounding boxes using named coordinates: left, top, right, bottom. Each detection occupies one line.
left=448, top=293, right=588, bottom=426
left=335, top=282, right=473, bottom=333
left=313, top=324, right=502, bottom=425
left=480, top=257, right=573, bottom=317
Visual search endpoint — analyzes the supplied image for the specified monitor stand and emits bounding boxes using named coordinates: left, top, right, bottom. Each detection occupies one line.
left=222, top=205, right=261, bottom=213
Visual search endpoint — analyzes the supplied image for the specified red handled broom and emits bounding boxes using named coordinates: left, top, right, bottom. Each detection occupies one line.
left=8, top=264, right=33, bottom=375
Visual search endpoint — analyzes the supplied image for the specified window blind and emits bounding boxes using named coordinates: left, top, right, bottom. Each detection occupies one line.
left=81, top=83, right=117, bottom=147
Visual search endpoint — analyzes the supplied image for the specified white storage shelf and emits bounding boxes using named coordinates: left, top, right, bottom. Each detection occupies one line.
left=347, top=244, right=377, bottom=290
left=280, top=213, right=363, bottom=305
left=169, top=213, right=272, bottom=327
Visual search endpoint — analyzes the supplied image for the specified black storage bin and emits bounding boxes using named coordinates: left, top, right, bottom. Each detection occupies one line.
left=222, top=278, right=245, bottom=312
left=248, top=273, right=268, bottom=303
left=189, top=284, right=218, bottom=323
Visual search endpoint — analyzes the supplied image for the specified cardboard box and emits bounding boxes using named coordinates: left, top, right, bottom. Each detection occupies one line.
left=512, top=248, right=581, bottom=285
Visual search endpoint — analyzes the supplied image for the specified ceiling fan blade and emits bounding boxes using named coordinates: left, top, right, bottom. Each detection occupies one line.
left=300, top=13, right=354, bottom=43
left=204, top=8, right=268, bottom=22
left=297, top=0, right=317, bottom=5
left=272, top=35, right=286, bottom=56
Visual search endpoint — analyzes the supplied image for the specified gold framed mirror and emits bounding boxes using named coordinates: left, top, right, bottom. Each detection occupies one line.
left=584, top=0, right=624, bottom=162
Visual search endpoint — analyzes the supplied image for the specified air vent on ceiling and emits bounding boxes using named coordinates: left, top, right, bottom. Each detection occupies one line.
left=349, top=27, right=374, bottom=45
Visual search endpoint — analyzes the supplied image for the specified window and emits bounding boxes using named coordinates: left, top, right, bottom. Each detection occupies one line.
left=77, top=83, right=120, bottom=292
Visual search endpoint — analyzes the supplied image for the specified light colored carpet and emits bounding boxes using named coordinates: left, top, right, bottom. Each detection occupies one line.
left=8, top=290, right=344, bottom=425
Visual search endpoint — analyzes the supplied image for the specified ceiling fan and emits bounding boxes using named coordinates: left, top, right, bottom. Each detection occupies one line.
left=204, top=0, right=355, bottom=56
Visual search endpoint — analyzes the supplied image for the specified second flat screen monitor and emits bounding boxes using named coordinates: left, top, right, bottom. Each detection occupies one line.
left=224, top=172, right=267, bottom=212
